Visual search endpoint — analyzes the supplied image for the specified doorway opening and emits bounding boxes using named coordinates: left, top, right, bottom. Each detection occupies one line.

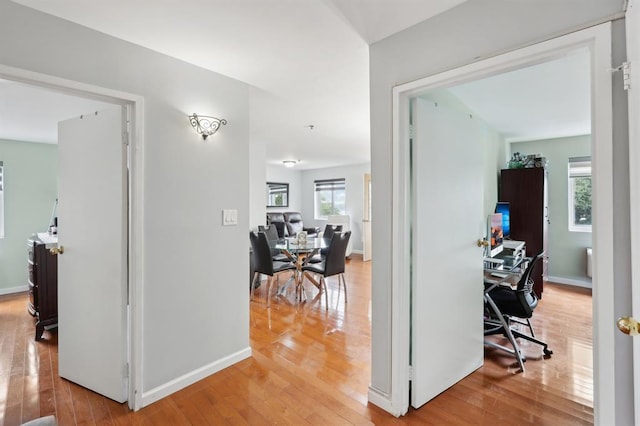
left=389, top=23, right=614, bottom=418
left=0, top=64, right=144, bottom=410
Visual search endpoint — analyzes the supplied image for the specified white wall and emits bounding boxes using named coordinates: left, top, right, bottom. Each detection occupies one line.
left=511, top=136, right=593, bottom=286
left=301, top=163, right=370, bottom=253
left=0, top=139, right=57, bottom=294
left=0, top=0, right=251, bottom=405
left=263, top=163, right=370, bottom=253
left=249, top=93, right=267, bottom=230
left=265, top=165, right=302, bottom=216
left=369, top=1, right=630, bottom=421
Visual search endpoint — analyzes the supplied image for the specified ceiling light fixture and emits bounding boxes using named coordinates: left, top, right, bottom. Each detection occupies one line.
left=283, top=160, right=298, bottom=168
left=189, top=113, right=227, bottom=140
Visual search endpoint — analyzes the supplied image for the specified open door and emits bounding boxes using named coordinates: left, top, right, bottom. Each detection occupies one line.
left=57, top=107, right=129, bottom=402
left=410, top=97, right=484, bottom=408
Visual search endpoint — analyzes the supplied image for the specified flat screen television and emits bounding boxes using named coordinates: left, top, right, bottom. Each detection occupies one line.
left=495, top=202, right=511, bottom=240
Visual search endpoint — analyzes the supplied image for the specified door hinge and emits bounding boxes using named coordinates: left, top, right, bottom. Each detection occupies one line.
left=409, top=124, right=416, bottom=139
left=622, top=62, right=631, bottom=91
left=408, top=365, right=413, bottom=381
left=613, top=62, right=631, bottom=91
left=122, top=131, right=130, bottom=146
left=124, top=362, right=129, bottom=378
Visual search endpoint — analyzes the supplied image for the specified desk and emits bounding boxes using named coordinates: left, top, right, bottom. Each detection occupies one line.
left=483, top=255, right=530, bottom=371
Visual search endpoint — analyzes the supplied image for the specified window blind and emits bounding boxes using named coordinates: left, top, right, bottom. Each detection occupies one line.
left=314, top=178, right=345, bottom=191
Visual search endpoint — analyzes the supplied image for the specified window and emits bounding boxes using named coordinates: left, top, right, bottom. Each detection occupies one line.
left=314, top=178, right=346, bottom=219
left=0, top=161, right=4, bottom=238
left=568, top=157, right=591, bottom=232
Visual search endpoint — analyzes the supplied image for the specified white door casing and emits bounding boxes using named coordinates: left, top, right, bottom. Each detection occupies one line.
left=0, top=63, right=144, bottom=410
left=625, top=0, right=640, bottom=423
left=363, top=173, right=372, bottom=262
left=385, top=24, right=614, bottom=420
left=58, top=107, right=128, bottom=402
left=410, top=97, right=484, bottom=408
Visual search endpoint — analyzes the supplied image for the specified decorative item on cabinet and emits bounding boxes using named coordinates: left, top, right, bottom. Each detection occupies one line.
left=27, top=234, right=58, bottom=340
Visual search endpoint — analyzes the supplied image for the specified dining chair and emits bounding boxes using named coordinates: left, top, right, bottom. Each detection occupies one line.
left=249, top=231, right=296, bottom=307
left=322, top=223, right=343, bottom=241
left=258, top=225, right=289, bottom=262
left=308, top=224, right=343, bottom=264
left=302, top=231, right=351, bottom=310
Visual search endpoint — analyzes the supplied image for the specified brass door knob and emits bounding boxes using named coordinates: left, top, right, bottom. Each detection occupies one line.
left=617, top=316, right=640, bottom=336
left=477, top=239, right=489, bottom=248
left=50, top=246, right=64, bottom=256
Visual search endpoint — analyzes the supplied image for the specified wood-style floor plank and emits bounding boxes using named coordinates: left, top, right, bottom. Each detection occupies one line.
left=0, top=256, right=593, bottom=425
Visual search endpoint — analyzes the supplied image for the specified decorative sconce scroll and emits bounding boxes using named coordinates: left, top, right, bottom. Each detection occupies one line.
left=189, top=113, right=227, bottom=140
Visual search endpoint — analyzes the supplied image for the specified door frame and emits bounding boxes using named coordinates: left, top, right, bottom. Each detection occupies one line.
left=389, top=23, right=614, bottom=421
left=626, top=0, right=640, bottom=423
left=0, top=64, right=145, bottom=410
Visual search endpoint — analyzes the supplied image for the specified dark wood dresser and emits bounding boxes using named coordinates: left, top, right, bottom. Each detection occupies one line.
left=27, top=235, right=58, bottom=340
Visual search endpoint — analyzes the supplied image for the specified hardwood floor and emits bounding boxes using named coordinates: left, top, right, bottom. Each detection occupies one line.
left=0, top=256, right=593, bottom=425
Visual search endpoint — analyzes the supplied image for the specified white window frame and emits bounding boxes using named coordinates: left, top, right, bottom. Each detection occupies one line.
left=314, top=178, right=346, bottom=220
left=568, top=156, right=592, bottom=233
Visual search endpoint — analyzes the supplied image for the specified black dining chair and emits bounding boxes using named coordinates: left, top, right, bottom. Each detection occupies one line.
left=249, top=231, right=296, bottom=307
left=258, top=225, right=289, bottom=262
left=308, top=224, right=343, bottom=264
left=302, top=231, right=351, bottom=310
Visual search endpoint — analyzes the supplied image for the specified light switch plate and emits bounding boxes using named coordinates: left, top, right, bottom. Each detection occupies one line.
left=222, top=209, right=238, bottom=226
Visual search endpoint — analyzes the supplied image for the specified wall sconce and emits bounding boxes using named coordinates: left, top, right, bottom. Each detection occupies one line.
left=283, top=160, right=298, bottom=168
left=189, top=113, right=227, bottom=140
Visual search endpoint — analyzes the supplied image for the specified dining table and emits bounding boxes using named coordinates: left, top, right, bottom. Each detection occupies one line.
left=271, top=237, right=327, bottom=301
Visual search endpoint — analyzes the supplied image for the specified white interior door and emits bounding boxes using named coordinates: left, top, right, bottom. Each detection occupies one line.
left=625, top=0, right=640, bottom=423
left=57, top=107, right=128, bottom=403
left=410, top=97, right=484, bottom=408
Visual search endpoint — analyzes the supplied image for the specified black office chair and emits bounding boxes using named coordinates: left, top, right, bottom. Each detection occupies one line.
left=258, top=225, right=289, bottom=262
left=302, top=231, right=351, bottom=310
left=249, top=231, right=296, bottom=307
left=484, top=252, right=552, bottom=362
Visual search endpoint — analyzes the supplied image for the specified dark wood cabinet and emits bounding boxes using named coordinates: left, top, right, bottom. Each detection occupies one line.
left=499, top=167, right=548, bottom=298
left=27, top=235, right=58, bottom=340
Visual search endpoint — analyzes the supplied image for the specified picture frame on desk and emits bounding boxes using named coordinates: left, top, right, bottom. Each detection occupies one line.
left=487, top=213, right=503, bottom=257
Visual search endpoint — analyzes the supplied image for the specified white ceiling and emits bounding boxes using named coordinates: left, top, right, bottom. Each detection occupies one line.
left=0, top=79, right=116, bottom=144
left=448, top=47, right=591, bottom=143
left=3, top=0, right=590, bottom=168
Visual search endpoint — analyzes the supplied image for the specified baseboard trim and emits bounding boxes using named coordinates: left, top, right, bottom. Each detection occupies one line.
left=0, top=285, right=28, bottom=296
left=140, top=346, right=252, bottom=408
left=368, top=386, right=405, bottom=417
left=546, top=275, right=592, bottom=289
